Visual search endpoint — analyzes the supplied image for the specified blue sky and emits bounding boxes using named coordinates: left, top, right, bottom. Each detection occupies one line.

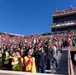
left=0, top=0, right=76, bottom=35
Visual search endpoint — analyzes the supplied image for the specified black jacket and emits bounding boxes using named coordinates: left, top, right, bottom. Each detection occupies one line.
left=44, top=47, right=53, bottom=59
left=37, top=50, right=47, bottom=67
left=32, top=50, right=39, bottom=66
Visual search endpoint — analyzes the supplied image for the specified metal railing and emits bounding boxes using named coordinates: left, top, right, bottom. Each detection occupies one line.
left=68, top=47, right=75, bottom=75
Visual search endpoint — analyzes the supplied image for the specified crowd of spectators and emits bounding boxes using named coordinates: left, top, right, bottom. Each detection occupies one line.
left=53, top=8, right=76, bottom=15
left=0, top=30, right=76, bottom=73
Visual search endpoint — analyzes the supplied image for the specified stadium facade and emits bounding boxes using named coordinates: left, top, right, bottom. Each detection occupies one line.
left=50, top=8, right=76, bottom=32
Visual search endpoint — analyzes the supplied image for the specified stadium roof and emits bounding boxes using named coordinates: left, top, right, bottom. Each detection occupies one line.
left=52, top=8, right=76, bottom=17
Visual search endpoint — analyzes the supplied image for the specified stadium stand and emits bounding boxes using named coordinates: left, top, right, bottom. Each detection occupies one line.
left=0, top=7, right=76, bottom=75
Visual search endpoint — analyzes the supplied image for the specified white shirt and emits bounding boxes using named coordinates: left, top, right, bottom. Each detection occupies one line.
left=53, top=46, right=57, bottom=55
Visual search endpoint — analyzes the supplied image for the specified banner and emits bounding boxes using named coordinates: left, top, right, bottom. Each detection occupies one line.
left=56, top=22, right=74, bottom=27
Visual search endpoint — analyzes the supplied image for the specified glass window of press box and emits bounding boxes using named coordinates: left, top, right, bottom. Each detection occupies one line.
left=52, top=25, right=76, bottom=32
left=53, top=14, right=76, bottom=23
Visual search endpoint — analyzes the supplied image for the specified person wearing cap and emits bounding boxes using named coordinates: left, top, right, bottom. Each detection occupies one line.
left=23, top=49, right=37, bottom=73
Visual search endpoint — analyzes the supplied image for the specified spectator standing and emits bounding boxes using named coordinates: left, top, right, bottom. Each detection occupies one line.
left=44, top=44, right=53, bottom=71
left=23, top=49, right=37, bottom=73
left=2, top=48, right=13, bottom=70
left=32, top=46, right=39, bottom=71
left=12, top=51, right=23, bottom=71
left=37, top=46, right=47, bottom=73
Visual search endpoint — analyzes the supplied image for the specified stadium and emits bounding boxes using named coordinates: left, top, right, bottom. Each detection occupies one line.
left=0, top=7, right=76, bottom=75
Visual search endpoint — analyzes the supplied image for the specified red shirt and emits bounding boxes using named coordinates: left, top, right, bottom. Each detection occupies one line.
left=67, top=40, right=70, bottom=45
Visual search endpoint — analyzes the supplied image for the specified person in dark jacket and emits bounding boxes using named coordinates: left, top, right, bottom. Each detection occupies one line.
left=44, top=44, right=53, bottom=71
left=32, top=46, right=39, bottom=71
left=37, top=46, right=47, bottom=73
